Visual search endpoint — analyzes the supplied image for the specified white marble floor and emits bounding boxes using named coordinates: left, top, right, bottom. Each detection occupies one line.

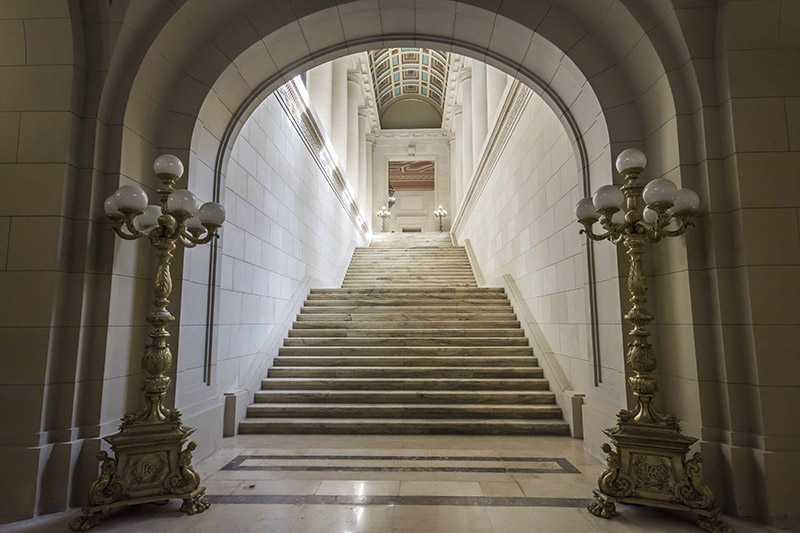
left=4, top=435, right=784, bottom=532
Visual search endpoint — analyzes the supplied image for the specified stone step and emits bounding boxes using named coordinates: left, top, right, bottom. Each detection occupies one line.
left=267, top=366, right=543, bottom=378
left=253, top=390, right=556, bottom=404
left=295, top=312, right=516, bottom=321
left=304, top=298, right=508, bottom=305
left=343, top=274, right=476, bottom=279
left=292, top=320, right=520, bottom=329
left=283, top=336, right=527, bottom=346
left=278, top=346, right=533, bottom=357
left=309, top=288, right=504, bottom=294
left=341, top=282, right=477, bottom=287
left=273, top=356, right=538, bottom=367
left=259, top=377, right=551, bottom=391
left=246, top=403, right=561, bottom=419
left=238, top=418, right=570, bottom=435
left=299, top=305, right=514, bottom=314
left=287, top=328, right=525, bottom=338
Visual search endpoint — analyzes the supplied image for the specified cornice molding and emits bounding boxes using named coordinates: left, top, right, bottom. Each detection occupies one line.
left=441, top=55, right=464, bottom=132
left=451, top=80, right=532, bottom=238
left=354, top=53, right=381, bottom=134
left=276, top=79, right=368, bottom=239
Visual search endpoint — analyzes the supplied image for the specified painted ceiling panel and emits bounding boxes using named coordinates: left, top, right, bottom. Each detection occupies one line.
left=369, top=48, right=450, bottom=127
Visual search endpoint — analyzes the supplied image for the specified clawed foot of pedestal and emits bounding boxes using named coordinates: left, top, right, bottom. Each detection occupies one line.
left=180, top=494, right=210, bottom=515
left=69, top=511, right=104, bottom=531
left=587, top=499, right=617, bottom=519
left=697, top=515, right=733, bottom=533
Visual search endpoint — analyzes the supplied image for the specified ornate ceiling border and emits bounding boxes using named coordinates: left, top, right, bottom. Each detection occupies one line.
left=451, top=79, right=532, bottom=237
left=275, top=79, right=369, bottom=240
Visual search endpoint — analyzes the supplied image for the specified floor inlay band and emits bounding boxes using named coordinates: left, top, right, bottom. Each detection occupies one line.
left=206, top=494, right=594, bottom=507
left=222, top=455, right=580, bottom=474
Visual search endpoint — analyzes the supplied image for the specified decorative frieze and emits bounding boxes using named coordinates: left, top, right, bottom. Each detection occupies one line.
left=450, top=80, right=532, bottom=237
left=275, top=79, right=369, bottom=239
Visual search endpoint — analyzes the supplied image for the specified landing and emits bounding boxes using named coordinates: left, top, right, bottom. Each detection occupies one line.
left=370, top=232, right=453, bottom=248
left=9, top=435, right=775, bottom=533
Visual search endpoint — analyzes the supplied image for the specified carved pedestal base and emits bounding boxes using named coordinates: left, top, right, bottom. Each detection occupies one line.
left=588, top=415, right=731, bottom=533
left=70, top=418, right=210, bottom=531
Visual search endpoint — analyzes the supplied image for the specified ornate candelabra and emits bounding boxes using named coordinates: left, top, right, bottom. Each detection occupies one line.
left=377, top=206, right=391, bottom=232
left=433, top=205, right=448, bottom=232
left=71, top=154, right=224, bottom=531
left=577, top=149, right=728, bottom=533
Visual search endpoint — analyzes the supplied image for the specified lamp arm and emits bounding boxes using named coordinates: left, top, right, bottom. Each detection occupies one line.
left=110, top=215, right=145, bottom=240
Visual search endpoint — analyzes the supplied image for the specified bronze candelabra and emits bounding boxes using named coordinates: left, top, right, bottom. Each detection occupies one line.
left=377, top=206, right=391, bottom=232
left=71, top=154, right=224, bottom=530
left=433, top=205, right=448, bottom=232
left=576, top=149, right=729, bottom=533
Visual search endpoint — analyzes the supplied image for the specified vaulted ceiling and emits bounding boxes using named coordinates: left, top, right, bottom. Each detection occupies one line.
left=368, top=48, right=450, bottom=129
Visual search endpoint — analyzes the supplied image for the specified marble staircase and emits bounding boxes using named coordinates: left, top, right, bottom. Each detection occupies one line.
left=239, top=232, right=570, bottom=435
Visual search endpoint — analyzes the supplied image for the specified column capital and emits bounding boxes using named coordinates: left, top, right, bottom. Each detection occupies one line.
left=458, top=68, right=472, bottom=83
left=453, top=104, right=463, bottom=116
left=347, top=70, right=361, bottom=85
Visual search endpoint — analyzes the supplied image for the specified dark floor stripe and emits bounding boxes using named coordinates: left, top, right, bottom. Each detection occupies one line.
left=224, top=465, right=571, bottom=473
left=206, top=494, right=594, bottom=508
left=223, top=455, right=580, bottom=474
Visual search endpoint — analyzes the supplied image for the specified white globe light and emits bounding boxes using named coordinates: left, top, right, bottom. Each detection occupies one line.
left=114, top=185, right=149, bottom=212
left=104, top=195, right=122, bottom=217
left=575, top=197, right=599, bottom=220
left=615, top=148, right=647, bottom=173
left=153, top=154, right=184, bottom=178
left=611, top=210, right=626, bottom=226
left=133, top=205, right=163, bottom=233
left=672, top=188, right=701, bottom=214
left=592, top=185, right=625, bottom=211
left=642, top=178, right=678, bottom=206
left=643, top=206, right=659, bottom=224
left=198, top=202, right=226, bottom=226
left=167, top=189, right=199, bottom=216
left=185, top=215, right=205, bottom=232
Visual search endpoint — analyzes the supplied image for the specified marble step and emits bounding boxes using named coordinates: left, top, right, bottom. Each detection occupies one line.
left=238, top=418, right=570, bottom=435
left=253, top=390, right=556, bottom=404
left=278, top=346, right=533, bottom=357
left=343, top=274, right=475, bottom=278
left=341, top=283, right=478, bottom=288
left=267, top=366, right=543, bottom=378
left=295, top=313, right=515, bottom=321
left=246, top=403, right=561, bottom=419
left=259, top=377, right=550, bottom=391
left=287, top=328, right=525, bottom=337
left=310, top=288, right=504, bottom=294
left=306, top=297, right=507, bottom=307
left=283, top=337, right=527, bottom=346
left=273, top=356, right=538, bottom=367
left=292, top=320, right=520, bottom=329
left=299, top=305, right=514, bottom=314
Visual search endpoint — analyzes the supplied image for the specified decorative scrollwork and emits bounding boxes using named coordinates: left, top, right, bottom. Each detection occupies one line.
left=597, top=443, right=635, bottom=498
left=587, top=499, right=617, bottom=519
left=88, top=451, right=126, bottom=506
left=674, top=453, right=714, bottom=509
left=164, top=442, right=201, bottom=495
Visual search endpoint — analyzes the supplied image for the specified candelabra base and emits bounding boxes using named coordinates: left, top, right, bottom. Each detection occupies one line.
left=70, top=418, right=210, bottom=531
left=587, top=414, right=730, bottom=533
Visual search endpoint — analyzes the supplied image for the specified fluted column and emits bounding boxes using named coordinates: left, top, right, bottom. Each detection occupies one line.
left=460, top=69, right=474, bottom=191
left=357, top=109, right=368, bottom=212
left=346, top=72, right=360, bottom=193
left=452, top=106, right=464, bottom=211
left=471, top=61, right=488, bottom=168
left=486, top=65, right=507, bottom=123
left=305, top=62, right=333, bottom=136
left=366, top=136, right=374, bottom=230
left=331, top=58, right=349, bottom=173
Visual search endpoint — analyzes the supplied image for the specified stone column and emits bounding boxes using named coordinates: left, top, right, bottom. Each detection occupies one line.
left=331, top=58, right=349, bottom=173
left=486, top=65, right=507, bottom=124
left=305, top=62, right=333, bottom=136
left=460, top=69, right=474, bottom=193
left=346, top=72, right=360, bottom=194
left=452, top=106, right=464, bottom=211
left=471, top=61, right=488, bottom=168
left=366, top=136, right=374, bottom=231
left=357, top=109, right=369, bottom=213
